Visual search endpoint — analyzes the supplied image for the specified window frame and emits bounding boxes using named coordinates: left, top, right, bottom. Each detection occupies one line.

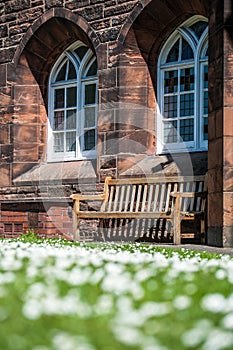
left=47, top=41, right=98, bottom=162
left=157, top=16, right=208, bottom=154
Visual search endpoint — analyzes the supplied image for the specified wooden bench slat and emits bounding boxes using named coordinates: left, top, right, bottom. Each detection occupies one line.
left=130, top=185, right=136, bottom=212
left=147, top=184, right=154, bottom=212
left=141, top=184, right=148, bottom=212
left=124, top=184, right=131, bottom=212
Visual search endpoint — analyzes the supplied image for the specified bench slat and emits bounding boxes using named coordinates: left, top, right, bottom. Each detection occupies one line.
left=130, top=185, right=136, bottom=212
left=135, top=185, right=142, bottom=212
left=141, top=184, right=148, bottom=212
left=124, top=184, right=131, bottom=212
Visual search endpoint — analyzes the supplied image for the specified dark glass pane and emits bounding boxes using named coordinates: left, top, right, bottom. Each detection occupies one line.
left=166, top=39, right=179, bottom=63
left=204, top=65, right=208, bottom=89
left=85, top=84, right=96, bottom=105
left=74, top=46, right=88, bottom=60
left=203, top=117, right=208, bottom=140
left=68, top=61, right=76, bottom=80
left=180, top=118, right=194, bottom=141
left=54, top=111, right=64, bottom=130
left=164, top=70, right=178, bottom=93
left=164, top=121, right=178, bottom=143
left=54, top=89, right=65, bottom=108
left=84, top=129, right=95, bottom=151
left=180, top=67, right=195, bottom=91
left=190, top=21, right=208, bottom=39
left=67, top=87, right=77, bottom=107
left=203, top=91, right=208, bottom=115
left=66, top=109, right=76, bottom=129
left=180, top=93, right=194, bottom=117
left=56, top=62, right=67, bottom=82
left=66, top=131, right=76, bottom=152
left=85, top=107, right=95, bottom=128
left=86, top=60, right=97, bottom=77
left=54, top=133, right=64, bottom=153
left=164, top=95, right=177, bottom=118
left=205, top=47, right=208, bottom=57
left=181, top=39, right=194, bottom=60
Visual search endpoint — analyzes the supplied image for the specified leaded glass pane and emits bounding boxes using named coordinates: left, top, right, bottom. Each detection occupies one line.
left=204, top=91, right=208, bottom=114
left=67, top=87, right=77, bottom=107
left=84, top=129, right=95, bottom=151
left=190, top=21, right=208, bottom=39
left=74, top=46, right=88, bottom=60
left=56, top=62, right=67, bottom=82
left=85, top=107, right=95, bottom=128
left=180, top=93, right=194, bottom=117
left=55, top=89, right=65, bottom=108
left=164, top=121, right=178, bottom=143
left=180, top=118, right=194, bottom=141
left=85, top=84, right=96, bottom=105
left=181, top=38, right=194, bottom=60
left=54, top=111, right=64, bottom=130
left=66, top=109, right=76, bottom=129
left=87, top=60, right=97, bottom=77
left=204, top=65, right=208, bottom=89
left=68, top=61, right=76, bottom=80
left=54, top=133, right=64, bottom=152
left=164, top=70, right=178, bottom=93
left=66, top=132, right=76, bottom=152
left=86, top=60, right=97, bottom=77
left=203, top=117, right=208, bottom=140
left=180, top=67, right=195, bottom=91
left=164, top=95, right=177, bottom=118
left=166, top=39, right=179, bottom=63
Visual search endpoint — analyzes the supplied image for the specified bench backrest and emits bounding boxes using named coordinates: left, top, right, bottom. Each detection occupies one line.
left=100, top=176, right=206, bottom=214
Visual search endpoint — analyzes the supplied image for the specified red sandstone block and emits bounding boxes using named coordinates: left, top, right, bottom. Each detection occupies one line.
left=208, top=192, right=224, bottom=227
left=223, top=192, right=233, bottom=226
left=224, top=108, right=233, bottom=136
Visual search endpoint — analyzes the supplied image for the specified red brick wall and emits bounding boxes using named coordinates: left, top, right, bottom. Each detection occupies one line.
left=0, top=203, right=73, bottom=239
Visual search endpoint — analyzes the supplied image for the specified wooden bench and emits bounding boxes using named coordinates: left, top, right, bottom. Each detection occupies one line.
left=70, top=175, right=207, bottom=244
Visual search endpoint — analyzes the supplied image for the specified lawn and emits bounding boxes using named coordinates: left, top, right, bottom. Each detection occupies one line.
left=0, top=237, right=233, bottom=350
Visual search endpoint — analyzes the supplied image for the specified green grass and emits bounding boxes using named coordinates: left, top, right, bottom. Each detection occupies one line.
left=0, top=237, right=232, bottom=350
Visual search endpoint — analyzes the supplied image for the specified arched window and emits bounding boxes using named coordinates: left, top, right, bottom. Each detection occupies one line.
left=157, top=17, right=208, bottom=154
left=47, top=41, right=98, bottom=161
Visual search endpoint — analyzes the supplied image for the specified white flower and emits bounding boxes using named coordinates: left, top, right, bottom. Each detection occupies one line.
left=201, top=293, right=227, bottom=313
left=202, top=329, right=233, bottom=350
left=221, top=313, right=233, bottom=329
left=173, top=295, right=192, bottom=310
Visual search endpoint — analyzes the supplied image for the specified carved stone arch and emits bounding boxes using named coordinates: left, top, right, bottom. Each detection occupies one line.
left=13, top=8, right=100, bottom=104
left=120, top=0, right=209, bottom=85
left=13, top=8, right=100, bottom=65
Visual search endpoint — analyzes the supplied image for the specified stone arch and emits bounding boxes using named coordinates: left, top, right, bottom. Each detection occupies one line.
left=13, top=8, right=100, bottom=105
left=11, top=8, right=100, bottom=171
left=13, top=8, right=100, bottom=65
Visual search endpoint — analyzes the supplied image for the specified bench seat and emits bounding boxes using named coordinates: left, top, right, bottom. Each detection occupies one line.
left=70, top=175, right=207, bottom=244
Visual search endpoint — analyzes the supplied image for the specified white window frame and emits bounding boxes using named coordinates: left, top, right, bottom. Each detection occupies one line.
left=47, top=41, right=98, bottom=162
left=157, top=16, right=208, bottom=154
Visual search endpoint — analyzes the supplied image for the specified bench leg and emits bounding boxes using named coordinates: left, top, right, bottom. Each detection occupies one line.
left=173, top=194, right=181, bottom=245
left=72, top=201, right=80, bottom=241
left=99, top=219, right=106, bottom=242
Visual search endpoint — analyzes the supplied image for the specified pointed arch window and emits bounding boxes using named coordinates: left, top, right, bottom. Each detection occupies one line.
left=48, top=41, right=98, bottom=161
left=157, top=18, right=208, bottom=153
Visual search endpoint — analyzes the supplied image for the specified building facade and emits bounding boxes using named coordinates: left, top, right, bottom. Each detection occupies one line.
left=0, top=0, right=232, bottom=246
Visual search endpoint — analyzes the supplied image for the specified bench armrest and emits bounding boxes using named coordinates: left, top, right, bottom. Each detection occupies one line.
left=70, top=176, right=112, bottom=208
left=70, top=193, right=105, bottom=201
